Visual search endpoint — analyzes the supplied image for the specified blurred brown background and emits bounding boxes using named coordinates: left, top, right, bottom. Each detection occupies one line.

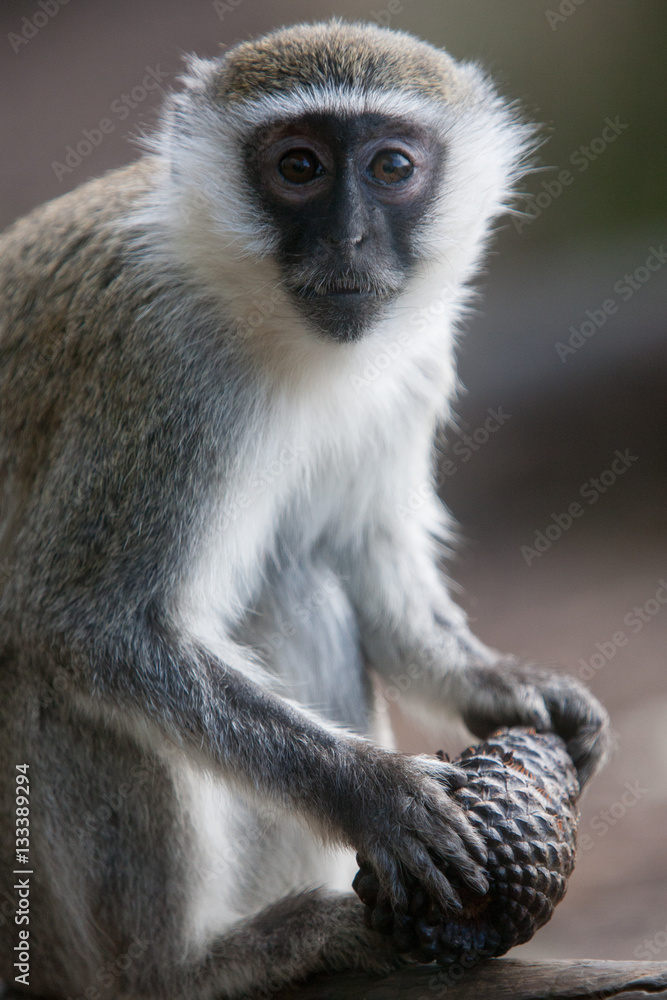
left=2, top=0, right=665, bottom=964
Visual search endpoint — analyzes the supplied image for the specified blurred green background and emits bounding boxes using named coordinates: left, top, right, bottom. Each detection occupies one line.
left=1, top=0, right=666, bottom=965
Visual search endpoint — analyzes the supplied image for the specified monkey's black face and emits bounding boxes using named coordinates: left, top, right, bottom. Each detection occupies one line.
left=245, top=113, right=444, bottom=342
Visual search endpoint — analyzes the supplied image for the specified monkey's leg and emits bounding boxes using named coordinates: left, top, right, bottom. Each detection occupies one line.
left=0, top=894, right=399, bottom=1000
left=138, top=890, right=398, bottom=1000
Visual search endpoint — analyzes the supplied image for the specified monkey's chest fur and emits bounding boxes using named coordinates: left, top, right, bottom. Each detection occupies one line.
left=174, top=562, right=369, bottom=947
left=171, top=330, right=446, bottom=721
left=169, top=373, right=423, bottom=943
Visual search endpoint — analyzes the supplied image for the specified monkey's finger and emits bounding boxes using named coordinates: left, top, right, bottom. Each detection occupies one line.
left=408, top=799, right=488, bottom=890
left=419, top=758, right=469, bottom=791
left=402, top=840, right=466, bottom=914
left=371, top=846, right=410, bottom=912
left=461, top=672, right=551, bottom=737
left=566, top=723, right=611, bottom=788
left=541, top=675, right=609, bottom=736
left=427, top=796, right=488, bottom=868
left=533, top=671, right=611, bottom=785
left=421, top=820, right=489, bottom=896
left=443, top=846, right=489, bottom=897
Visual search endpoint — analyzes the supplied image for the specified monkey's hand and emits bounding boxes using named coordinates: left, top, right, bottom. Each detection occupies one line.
left=344, top=747, right=489, bottom=915
left=456, top=660, right=610, bottom=788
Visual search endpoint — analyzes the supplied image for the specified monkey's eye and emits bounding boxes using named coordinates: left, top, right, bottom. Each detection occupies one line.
left=368, top=150, right=414, bottom=185
left=278, top=149, right=325, bottom=185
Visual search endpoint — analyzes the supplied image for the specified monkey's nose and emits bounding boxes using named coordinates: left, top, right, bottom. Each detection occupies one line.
left=326, top=232, right=365, bottom=248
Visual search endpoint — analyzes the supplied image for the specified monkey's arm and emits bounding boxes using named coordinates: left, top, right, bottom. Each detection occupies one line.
left=19, top=605, right=489, bottom=913
left=340, top=494, right=609, bottom=787
left=4, top=477, right=488, bottom=918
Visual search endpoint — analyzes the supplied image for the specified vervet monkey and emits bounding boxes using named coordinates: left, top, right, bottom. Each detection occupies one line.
left=0, top=19, right=608, bottom=999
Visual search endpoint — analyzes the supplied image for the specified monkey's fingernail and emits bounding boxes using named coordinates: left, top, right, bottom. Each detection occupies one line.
left=459, top=839, right=485, bottom=866
left=447, top=771, right=468, bottom=789
left=467, top=873, right=489, bottom=896
left=467, top=840, right=488, bottom=865
left=440, top=765, right=468, bottom=790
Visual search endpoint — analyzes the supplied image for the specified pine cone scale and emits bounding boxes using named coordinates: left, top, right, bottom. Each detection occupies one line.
left=353, top=727, right=580, bottom=965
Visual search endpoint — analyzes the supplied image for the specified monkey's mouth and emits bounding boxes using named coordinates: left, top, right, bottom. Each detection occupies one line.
left=289, top=272, right=401, bottom=341
left=314, top=287, right=374, bottom=302
left=294, top=277, right=392, bottom=302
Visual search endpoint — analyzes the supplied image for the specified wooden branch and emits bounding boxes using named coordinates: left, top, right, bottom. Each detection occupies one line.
left=276, top=959, right=667, bottom=999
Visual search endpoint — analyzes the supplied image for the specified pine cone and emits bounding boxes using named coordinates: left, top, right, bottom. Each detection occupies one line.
left=353, top=727, right=580, bottom=965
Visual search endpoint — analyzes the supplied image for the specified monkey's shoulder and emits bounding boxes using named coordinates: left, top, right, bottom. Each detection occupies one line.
left=0, top=156, right=237, bottom=477
left=0, top=158, right=163, bottom=372
left=0, top=157, right=157, bottom=292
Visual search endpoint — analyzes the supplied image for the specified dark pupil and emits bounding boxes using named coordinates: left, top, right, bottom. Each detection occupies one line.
left=371, top=151, right=413, bottom=184
left=279, top=150, right=322, bottom=184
